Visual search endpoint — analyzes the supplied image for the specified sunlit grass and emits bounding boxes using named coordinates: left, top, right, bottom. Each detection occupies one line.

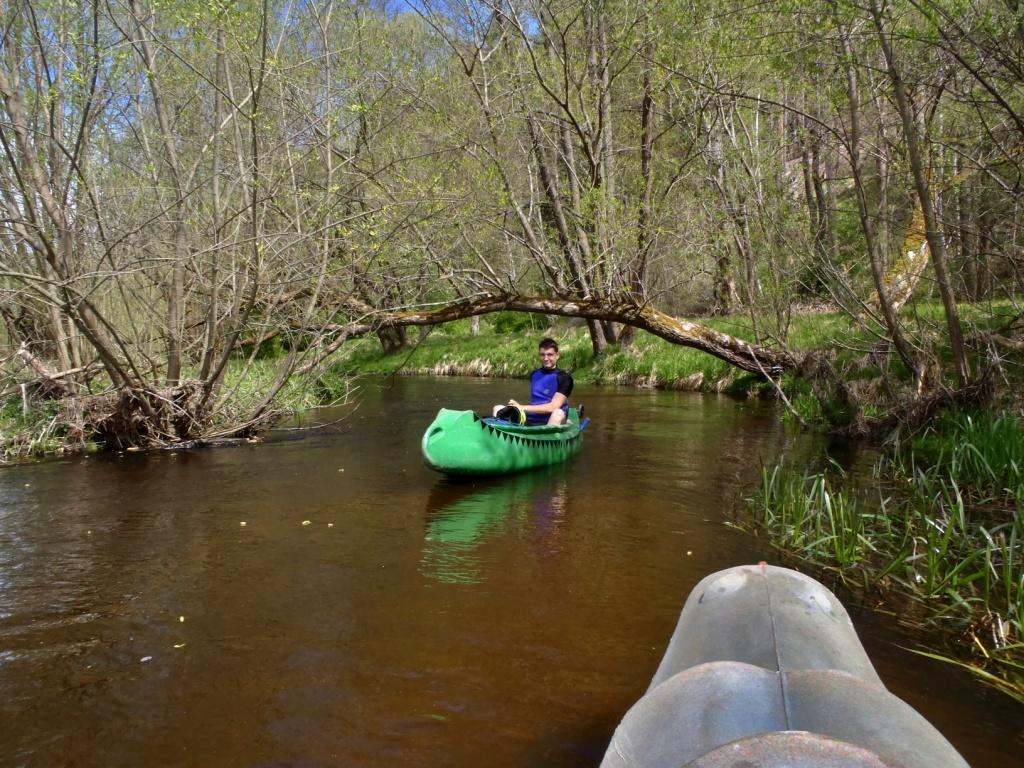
left=746, top=411, right=1024, bottom=700
left=331, top=309, right=860, bottom=394
left=753, top=463, right=878, bottom=570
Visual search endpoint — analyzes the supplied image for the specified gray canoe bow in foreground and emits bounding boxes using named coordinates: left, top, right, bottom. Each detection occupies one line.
left=600, top=564, right=969, bottom=768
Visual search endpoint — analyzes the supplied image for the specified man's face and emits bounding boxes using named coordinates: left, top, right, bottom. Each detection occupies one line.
left=538, top=346, right=559, bottom=370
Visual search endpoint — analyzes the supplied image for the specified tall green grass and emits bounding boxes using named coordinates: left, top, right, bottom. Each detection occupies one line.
left=0, top=398, right=76, bottom=460
left=754, top=463, right=877, bottom=570
left=902, top=411, right=1024, bottom=501
left=747, top=411, right=1024, bottom=701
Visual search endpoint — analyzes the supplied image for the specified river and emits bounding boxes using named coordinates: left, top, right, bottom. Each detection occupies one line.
left=0, top=377, right=1020, bottom=766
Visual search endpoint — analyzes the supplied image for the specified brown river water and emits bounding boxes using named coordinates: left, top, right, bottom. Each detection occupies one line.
left=1, top=377, right=1021, bottom=767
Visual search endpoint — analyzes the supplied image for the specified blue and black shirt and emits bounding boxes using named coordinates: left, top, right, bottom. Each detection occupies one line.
left=528, top=367, right=574, bottom=425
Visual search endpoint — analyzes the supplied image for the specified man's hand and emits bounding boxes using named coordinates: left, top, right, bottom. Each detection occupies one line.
left=508, top=399, right=520, bottom=406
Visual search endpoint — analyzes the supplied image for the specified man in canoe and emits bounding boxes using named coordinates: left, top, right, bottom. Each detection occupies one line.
left=493, top=337, right=574, bottom=425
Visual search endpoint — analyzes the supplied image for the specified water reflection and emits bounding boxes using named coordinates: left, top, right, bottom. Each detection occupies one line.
left=421, top=469, right=570, bottom=584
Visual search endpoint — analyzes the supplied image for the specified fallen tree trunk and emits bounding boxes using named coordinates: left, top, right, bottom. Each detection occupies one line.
left=301, top=295, right=795, bottom=377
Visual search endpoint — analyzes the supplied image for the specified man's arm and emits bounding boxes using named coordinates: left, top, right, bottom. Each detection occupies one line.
left=509, top=392, right=567, bottom=414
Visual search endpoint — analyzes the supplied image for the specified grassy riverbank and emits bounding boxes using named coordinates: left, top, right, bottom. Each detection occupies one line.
left=5, top=301, right=1018, bottom=461
left=741, top=410, right=1024, bottom=701
left=4, top=319, right=790, bottom=461
left=327, top=310, right=860, bottom=398
left=327, top=302, right=1021, bottom=426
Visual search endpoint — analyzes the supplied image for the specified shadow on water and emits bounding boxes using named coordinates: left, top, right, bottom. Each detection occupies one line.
left=420, top=468, right=570, bottom=584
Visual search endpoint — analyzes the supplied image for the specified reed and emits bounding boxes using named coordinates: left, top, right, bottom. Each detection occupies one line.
left=747, top=414, right=1024, bottom=700
left=906, top=411, right=1024, bottom=499
left=0, top=399, right=74, bottom=461
left=753, top=463, right=874, bottom=570
left=981, top=513, right=1023, bottom=641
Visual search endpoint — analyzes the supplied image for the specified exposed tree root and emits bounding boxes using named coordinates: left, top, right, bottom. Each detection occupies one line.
left=834, top=375, right=994, bottom=439
left=64, top=382, right=211, bottom=450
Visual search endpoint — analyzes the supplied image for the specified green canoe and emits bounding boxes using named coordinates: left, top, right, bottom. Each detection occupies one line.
left=421, top=407, right=587, bottom=476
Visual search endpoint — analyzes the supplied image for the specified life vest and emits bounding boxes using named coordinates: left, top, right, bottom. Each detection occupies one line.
left=528, top=367, right=573, bottom=424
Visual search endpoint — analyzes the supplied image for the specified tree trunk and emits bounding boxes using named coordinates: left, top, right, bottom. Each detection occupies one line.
left=835, top=14, right=921, bottom=382
left=875, top=122, right=891, bottom=266
left=377, top=326, right=407, bottom=354
left=128, top=0, right=188, bottom=384
left=713, top=252, right=740, bottom=314
left=956, top=168, right=982, bottom=301
left=801, top=144, right=820, bottom=257
left=601, top=321, right=618, bottom=345
left=623, top=22, right=656, bottom=350
left=810, top=141, right=830, bottom=261
left=587, top=319, right=608, bottom=355
left=199, top=27, right=226, bottom=382
left=871, top=0, right=971, bottom=386
left=740, top=202, right=758, bottom=305
left=977, top=208, right=994, bottom=299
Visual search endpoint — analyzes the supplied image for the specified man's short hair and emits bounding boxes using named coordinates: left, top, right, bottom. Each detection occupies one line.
left=538, top=337, right=559, bottom=352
